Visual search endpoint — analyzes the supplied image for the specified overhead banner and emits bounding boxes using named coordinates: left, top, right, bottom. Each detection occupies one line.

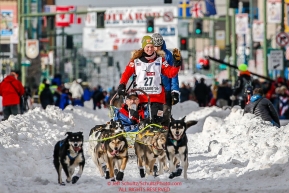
left=83, top=27, right=178, bottom=52
left=0, top=10, right=13, bottom=36
left=86, top=6, right=177, bottom=27
left=267, top=0, right=281, bottom=24
left=252, top=20, right=264, bottom=42
left=236, top=13, right=248, bottom=35
left=26, top=39, right=39, bottom=59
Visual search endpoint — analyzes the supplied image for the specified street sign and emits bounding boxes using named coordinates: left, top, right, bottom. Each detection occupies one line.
left=268, top=49, right=284, bottom=70
left=21, top=59, right=31, bottom=67
left=276, top=32, right=289, bottom=47
left=25, top=39, right=39, bottom=59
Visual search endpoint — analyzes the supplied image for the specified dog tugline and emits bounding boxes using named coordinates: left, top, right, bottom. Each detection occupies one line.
left=87, top=35, right=199, bottom=181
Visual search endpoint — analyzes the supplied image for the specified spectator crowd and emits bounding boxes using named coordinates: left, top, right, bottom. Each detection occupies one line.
left=178, top=75, right=289, bottom=122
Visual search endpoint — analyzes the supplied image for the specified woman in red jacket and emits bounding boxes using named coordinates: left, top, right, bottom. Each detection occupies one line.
left=117, top=35, right=182, bottom=124
left=0, top=72, right=25, bottom=120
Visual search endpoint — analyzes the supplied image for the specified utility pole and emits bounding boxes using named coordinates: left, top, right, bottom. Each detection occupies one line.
left=263, top=0, right=268, bottom=77
left=210, top=18, right=216, bottom=76
left=61, top=27, right=65, bottom=76
left=17, top=0, right=21, bottom=71
left=231, top=7, right=237, bottom=83
left=21, top=0, right=25, bottom=85
left=280, top=0, right=285, bottom=77
left=27, top=0, right=31, bottom=39
left=225, top=0, right=230, bottom=79
left=249, top=0, right=253, bottom=61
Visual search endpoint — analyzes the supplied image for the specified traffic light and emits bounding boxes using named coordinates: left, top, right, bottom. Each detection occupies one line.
left=97, top=11, right=105, bottom=28
left=66, top=35, right=73, bottom=49
left=194, top=19, right=203, bottom=35
left=229, top=0, right=239, bottom=8
left=146, top=17, right=154, bottom=33
left=164, top=0, right=172, bottom=3
left=180, top=37, right=188, bottom=50
left=108, top=56, right=113, bottom=67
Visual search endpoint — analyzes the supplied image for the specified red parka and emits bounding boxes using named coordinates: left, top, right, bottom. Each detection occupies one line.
left=0, top=75, right=25, bottom=106
left=120, top=51, right=179, bottom=104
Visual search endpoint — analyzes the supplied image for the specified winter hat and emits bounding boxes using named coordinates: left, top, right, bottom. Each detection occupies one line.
left=152, top=33, right=163, bottom=47
left=127, top=91, right=138, bottom=99
left=141, top=36, right=153, bottom=48
left=240, top=70, right=251, bottom=76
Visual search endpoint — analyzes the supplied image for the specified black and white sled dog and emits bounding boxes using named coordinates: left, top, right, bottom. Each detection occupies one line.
left=53, top=132, right=85, bottom=185
left=166, top=116, right=197, bottom=179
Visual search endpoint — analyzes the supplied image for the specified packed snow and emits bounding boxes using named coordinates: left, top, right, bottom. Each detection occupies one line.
left=1, top=101, right=289, bottom=193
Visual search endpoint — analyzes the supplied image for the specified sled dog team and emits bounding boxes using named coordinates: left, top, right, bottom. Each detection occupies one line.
left=52, top=117, right=197, bottom=185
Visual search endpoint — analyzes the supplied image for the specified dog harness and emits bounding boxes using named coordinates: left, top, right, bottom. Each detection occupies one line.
left=59, top=140, right=79, bottom=161
left=168, top=133, right=186, bottom=155
left=67, top=151, right=78, bottom=161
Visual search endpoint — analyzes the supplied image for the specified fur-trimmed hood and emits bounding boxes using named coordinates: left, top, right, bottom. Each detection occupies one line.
left=130, top=49, right=166, bottom=60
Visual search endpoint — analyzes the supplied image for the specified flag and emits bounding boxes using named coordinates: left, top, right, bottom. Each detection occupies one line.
left=178, top=1, right=191, bottom=18
left=76, top=17, right=82, bottom=24
left=69, top=6, right=82, bottom=24
left=191, top=2, right=203, bottom=18
left=69, top=6, right=76, bottom=24
left=205, top=0, right=217, bottom=16
left=55, top=6, right=70, bottom=27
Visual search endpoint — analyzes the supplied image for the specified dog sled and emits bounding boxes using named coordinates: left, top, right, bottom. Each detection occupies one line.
left=109, top=88, right=165, bottom=158
left=88, top=88, right=198, bottom=179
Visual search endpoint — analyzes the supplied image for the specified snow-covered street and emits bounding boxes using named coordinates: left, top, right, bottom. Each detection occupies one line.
left=1, top=101, right=289, bottom=193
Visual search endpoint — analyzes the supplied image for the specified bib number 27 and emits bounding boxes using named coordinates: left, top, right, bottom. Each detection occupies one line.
left=144, top=77, right=153, bottom=86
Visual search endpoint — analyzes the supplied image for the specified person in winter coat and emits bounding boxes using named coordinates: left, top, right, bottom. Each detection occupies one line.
left=69, top=79, right=84, bottom=106
left=244, top=88, right=280, bottom=128
left=216, top=80, right=232, bottom=108
left=275, top=85, right=289, bottom=119
left=59, top=88, right=72, bottom=110
left=0, top=72, right=25, bottom=120
left=230, top=70, right=253, bottom=108
left=179, top=82, right=191, bottom=103
left=117, top=35, right=181, bottom=124
left=152, top=33, right=180, bottom=126
left=194, top=78, right=209, bottom=107
left=113, top=91, right=145, bottom=132
left=92, top=86, right=105, bottom=110
left=83, top=86, right=92, bottom=102
left=38, top=78, right=47, bottom=96
left=40, top=83, right=54, bottom=109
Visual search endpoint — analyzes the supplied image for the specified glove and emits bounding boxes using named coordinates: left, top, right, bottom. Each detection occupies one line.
left=172, top=48, right=182, bottom=67
left=230, top=95, right=236, bottom=101
left=171, top=92, right=179, bottom=105
left=117, top=84, right=126, bottom=96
